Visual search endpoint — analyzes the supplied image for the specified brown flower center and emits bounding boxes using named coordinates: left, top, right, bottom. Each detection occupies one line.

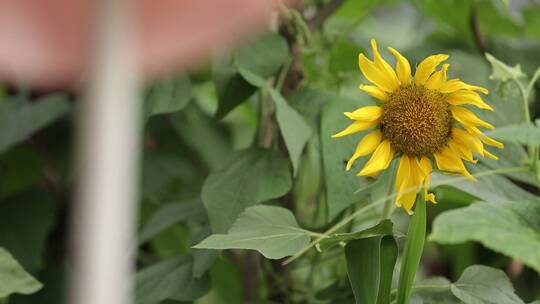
left=381, top=85, right=452, bottom=157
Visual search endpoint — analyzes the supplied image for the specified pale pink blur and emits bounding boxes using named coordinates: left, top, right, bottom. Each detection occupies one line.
left=0, top=0, right=288, bottom=89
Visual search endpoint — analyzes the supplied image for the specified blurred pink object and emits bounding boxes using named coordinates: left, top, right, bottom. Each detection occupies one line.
left=0, top=0, right=286, bottom=89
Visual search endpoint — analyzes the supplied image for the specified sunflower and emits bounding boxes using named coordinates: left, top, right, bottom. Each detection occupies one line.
left=333, top=39, right=504, bottom=214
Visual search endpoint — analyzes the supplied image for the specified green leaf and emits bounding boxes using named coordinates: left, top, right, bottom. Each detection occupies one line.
left=135, top=256, right=209, bottom=304
left=239, top=68, right=311, bottom=176
left=320, top=95, right=373, bottom=220
left=411, top=277, right=457, bottom=304
left=0, top=191, right=56, bottom=272
left=397, top=198, right=426, bottom=304
left=318, top=219, right=394, bottom=251
left=213, top=56, right=257, bottom=120
left=0, top=248, right=42, bottom=298
left=202, top=148, right=292, bottom=232
left=139, top=200, right=206, bottom=244
left=0, top=94, right=70, bottom=155
left=0, top=147, right=43, bottom=199
left=236, top=32, right=289, bottom=78
left=485, top=123, right=540, bottom=146
left=485, top=53, right=526, bottom=82
left=430, top=200, right=540, bottom=274
left=194, top=205, right=310, bottom=259
left=145, top=75, right=191, bottom=117
left=344, top=235, right=398, bottom=304
left=378, top=236, right=398, bottom=304
left=451, top=265, right=524, bottom=304
left=345, top=237, right=381, bottom=304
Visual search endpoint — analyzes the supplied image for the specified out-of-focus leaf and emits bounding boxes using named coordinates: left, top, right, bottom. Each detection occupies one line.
left=523, top=5, right=540, bottom=38
left=0, top=248, right=42, bottom=298
left=451, top=265, right=524, bottom=304
left=317, top=219, right=393, bottom=251
left=430, top=200, right=540, bottom=273
left=139, top=200, right=206, bottom=244
left=412, top=277, right=458, bottom=304
left=486, top=53, right=526, bottom=82
left=397, top=198, right=426, bottom=304
left=135, top=256, right=209, bottom=304
left=145, top=75, right=191, bottom=117
left=169, top=104, right=232, bottom=170
left=0, top=147, right=43, bottom=199
left=0, top=94, right=70, bottom=155
left=485, top=123, right=540, bottom=146
left=239, top=68, right=311, bottom=176
left=320, top=95, right=373, bottom=219
left=194, top=205, right=309, bottom=259
left=213, top=56, right=257, bottom=120
left=236, top=32, right=289, bottom=79
left=0, top=191, right=56, bottom=272
left=201, top=148, right=291, bottom=232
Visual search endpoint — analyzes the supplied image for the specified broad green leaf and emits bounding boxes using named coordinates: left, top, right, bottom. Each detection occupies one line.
left=145, top=75, right=191, bottom=117
left=202, top=148, right=292, bottom=232
left=397, top=198, right=426, bottom=304
left=411, top=277, right=458, bottom=304
left=378, top=236, right=398, bottom=304
left=0, top=94, right=70, bottom=154
left=318, top=219, right=394, bottom=251
left=135, top=256, right=209, bottom=304
left=451, top=265, right=524, bottom=304
left=345, top=234, right=398, bottom=304
left=0, top=248, right=42, bottom=298
left=320, top=95, right=373, bottom=220
left=485, top=53, right=526, bottom=82
left=139, top=200, right=206, bottom=243
left=346, top=237, right=381, bottom=304
left=485, top=123, right=540, bottom=146
left=194, top=205, right=310, bottom=259
left=236, top=32, right=289, bottom=79
left=213, top=55, right=257, bottom=119
left=239, top=68, right=312, bottom=175
left=430, top=200, right=540, bottom=273
left=0, top=191, right=56, bottom=272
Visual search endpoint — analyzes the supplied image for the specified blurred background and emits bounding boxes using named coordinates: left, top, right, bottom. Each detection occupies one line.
left=0, top=0, right=539, bottom=303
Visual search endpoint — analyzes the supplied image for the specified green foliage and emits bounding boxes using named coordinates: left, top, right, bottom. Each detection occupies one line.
left=195, top=205, right=310, bottom=259
left=397, top=199, right=427, bottom=304
left=0, top=248, right=42, bottom=298
left=135, top=256, right=209, bottom=304
left=486, top=53, right=526, bottom=82
left=201, top=148, right=292, bottom=232
left=0, top=94, right=70, bottom=154
left=144, top=75, right=192, bottom=117
left=486, top=123, right=540, bottom=146
left=318, top=219, right=393, bottom=251
left=430, top=200, right=540, bottom=273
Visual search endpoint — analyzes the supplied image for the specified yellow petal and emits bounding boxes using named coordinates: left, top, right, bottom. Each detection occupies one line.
left=418, top=157, right=437, bottom=204
left=395, top=156, right=416, bottom=210
left=451, top=106, right=494, bottom=129
left=484, top=149, right=499, bottom=160
left=414, top=54, right=449, bottom=86
left=359, top=84, right=389, bottom=102
left=434, top=147, right=475, bottom=180
left=439, top=79, right=489, bottom=95
left=466, top=126, right=504, bottom=149
left=346, top=130, right=383, bottom=171
left=448, top=139, right=477, bottom=163
left=452, top=128, right=484, bottom=156
left=425, top=64, right=450, bottom=90
left=359, top=53, right=400, bottom=92
left=344, top=106, right=383, bottom=121
left=447, top=91, right=494, bottom=111
left=358, top=140, right=395, bottom=176
left=332, top=120, right=379, bottom=138
left=370, top=39, right=400, bottom=84
left=387, top=47, right=411, bottom=85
